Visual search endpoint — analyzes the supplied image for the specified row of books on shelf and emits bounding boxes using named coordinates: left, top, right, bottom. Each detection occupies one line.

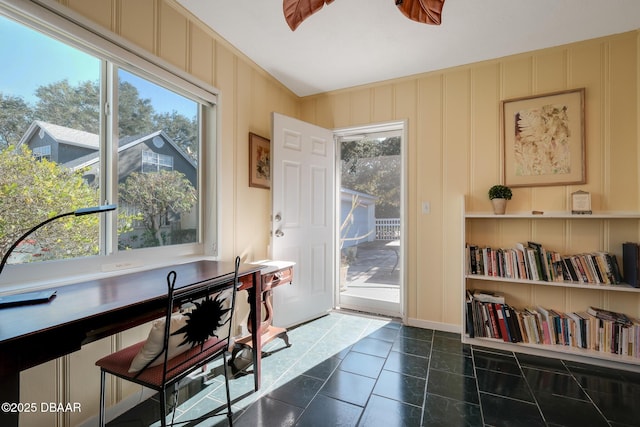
left=466, top=290, right=640, bottom=358
left=465, top=241, right=629, bottom=286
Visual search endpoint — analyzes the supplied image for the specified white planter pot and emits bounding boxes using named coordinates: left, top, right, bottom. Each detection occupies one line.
left=491, top=198, right=507, bottom=215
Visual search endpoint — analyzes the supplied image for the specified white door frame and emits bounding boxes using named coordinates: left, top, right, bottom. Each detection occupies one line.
left=333, top=120, right=407, bottom=322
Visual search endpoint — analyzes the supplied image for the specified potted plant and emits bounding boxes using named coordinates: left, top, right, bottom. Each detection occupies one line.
left=488, top=185, right=512, bottom=215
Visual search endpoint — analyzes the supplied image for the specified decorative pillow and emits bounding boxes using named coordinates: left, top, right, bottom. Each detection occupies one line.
left=172, top=289, right=234, bottom=348
left=128, top=313, right=191, bottom=373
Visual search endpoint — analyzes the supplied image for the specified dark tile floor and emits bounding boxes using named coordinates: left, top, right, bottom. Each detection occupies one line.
left=108, top=311, right=640, bottom=427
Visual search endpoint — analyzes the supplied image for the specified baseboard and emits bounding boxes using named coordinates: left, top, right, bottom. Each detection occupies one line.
left=405, top=317, right=461, bottom=334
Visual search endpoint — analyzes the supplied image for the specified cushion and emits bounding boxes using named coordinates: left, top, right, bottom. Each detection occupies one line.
left=128, top=313, right=191, bottom=373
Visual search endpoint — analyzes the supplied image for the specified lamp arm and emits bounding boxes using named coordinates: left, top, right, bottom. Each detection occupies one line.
left=0, top=211, right=75, bottom=277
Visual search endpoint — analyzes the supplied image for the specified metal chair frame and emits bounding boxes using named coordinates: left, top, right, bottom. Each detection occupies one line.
left=97, top=256, right=240, bottom=426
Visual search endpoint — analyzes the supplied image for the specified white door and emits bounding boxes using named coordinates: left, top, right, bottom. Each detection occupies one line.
left=271, top=113, right=335, bottom=327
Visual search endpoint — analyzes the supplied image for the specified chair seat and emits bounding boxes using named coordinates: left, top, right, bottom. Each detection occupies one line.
left=96, top=337, right=228, bottom=387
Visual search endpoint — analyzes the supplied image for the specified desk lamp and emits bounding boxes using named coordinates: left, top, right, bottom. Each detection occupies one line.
left=0, top=204, right=117, bottom=276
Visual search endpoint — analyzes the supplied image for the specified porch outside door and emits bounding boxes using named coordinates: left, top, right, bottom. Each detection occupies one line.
left=336, top=122, right=405, bottom=318
left=270, top=113, right=335, bottom=328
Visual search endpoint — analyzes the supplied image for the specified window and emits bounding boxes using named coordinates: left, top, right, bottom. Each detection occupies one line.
left=0, top=1, right=217, bottom=287
left=142, top=151, right=174, bottom=172
left=32, top=145, right=51, bottom=161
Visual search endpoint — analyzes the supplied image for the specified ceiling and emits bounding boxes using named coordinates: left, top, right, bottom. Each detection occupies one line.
left=176, top=0, right=640, bottom=97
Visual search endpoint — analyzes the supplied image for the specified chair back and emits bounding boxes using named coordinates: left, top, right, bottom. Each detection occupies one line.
left=135, top=257, right=240, bottom=384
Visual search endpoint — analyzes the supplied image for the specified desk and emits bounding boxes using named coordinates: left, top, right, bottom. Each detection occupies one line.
left=0, top=260, right=263, bottom=427
left=232, top=260, right=294, bottom=363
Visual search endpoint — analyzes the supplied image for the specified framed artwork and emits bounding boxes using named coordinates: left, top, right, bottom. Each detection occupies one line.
left=501, top=88, right=585, bottom=187
left=248, top=132, right=271, bottom=189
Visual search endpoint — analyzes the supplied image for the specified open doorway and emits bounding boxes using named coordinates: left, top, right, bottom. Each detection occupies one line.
left=335, top=122, right=404, bottom=318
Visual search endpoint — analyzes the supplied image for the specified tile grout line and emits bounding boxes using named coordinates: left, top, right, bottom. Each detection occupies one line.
left=514, top=352, right=549, bottom=425
left=418, top=328, right=436, bottom=426
left=470, top=346, right=487, bottom=426
left=562, top=360, right=614, bottom=426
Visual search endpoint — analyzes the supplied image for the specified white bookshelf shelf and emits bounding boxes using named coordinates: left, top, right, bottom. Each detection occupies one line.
left=465, top=274, right=640, bottom=293
left=465, top=211, right=640, bottom=219
left=462, top=199, right=640, bottom=371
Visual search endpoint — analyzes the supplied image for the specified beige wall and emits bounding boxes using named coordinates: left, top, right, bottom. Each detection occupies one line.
left=300, top=31, right=640, bottom=329
left=18, top=0, right=640, bottom=425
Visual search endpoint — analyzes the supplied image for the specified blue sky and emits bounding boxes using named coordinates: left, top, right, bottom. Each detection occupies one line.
left=0, top=15, right=195, bottom=117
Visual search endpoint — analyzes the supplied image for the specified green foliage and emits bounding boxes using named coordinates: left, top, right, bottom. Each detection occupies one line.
left=488, top=185, right=512, bottom=200
left=0, top=94, right=34, bottom=148
left=119, top=170, right=196, bottom=246
left=0, top=145, right=100, bottom=262
left=34, top=79, right=100, bottom=133
left=118, top=81, right=154, bottom=137
left=153, top=111, right=198, bottom=161
left=340, top=136, right=401, bottom=218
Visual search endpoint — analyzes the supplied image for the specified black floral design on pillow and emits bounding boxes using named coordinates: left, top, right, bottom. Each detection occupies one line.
left=172, top=293, right=230, bottom=348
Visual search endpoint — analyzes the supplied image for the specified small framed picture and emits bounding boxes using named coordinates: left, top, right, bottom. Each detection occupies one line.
left=248, top=132, right=270, bottom=189
left=571, top=190, right=592, bottom=214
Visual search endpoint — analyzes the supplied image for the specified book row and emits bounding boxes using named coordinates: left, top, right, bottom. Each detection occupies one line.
left=466, top=290, right=640, bottom=358
left=465, top=241, right=626, bottom=285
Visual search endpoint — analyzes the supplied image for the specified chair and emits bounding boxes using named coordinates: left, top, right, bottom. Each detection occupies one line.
left=96, top=256, right=241, bottom=427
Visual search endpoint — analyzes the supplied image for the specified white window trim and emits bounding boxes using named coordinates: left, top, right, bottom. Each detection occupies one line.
left=0, top=0, right=222, bottom=292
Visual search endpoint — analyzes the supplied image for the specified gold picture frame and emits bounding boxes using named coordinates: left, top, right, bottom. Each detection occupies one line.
left=248, top=132, right=270, bottom=189
left=501, top=88, right=585, bottom=187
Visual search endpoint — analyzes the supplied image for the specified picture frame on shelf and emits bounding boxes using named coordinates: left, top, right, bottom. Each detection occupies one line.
left=248, top=132, right=270, bottom=189
left=501, top=88, right=585, bottom=188
left=571, top=190, right=592, bottom=214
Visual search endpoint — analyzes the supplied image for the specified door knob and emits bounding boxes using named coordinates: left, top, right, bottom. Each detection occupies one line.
left=274, top=213, right=282, bottom=222
left=275, top=229, right=284, bottom=237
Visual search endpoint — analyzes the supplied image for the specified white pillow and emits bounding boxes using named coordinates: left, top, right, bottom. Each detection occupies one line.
left=128, top=313, right=191, bottom=373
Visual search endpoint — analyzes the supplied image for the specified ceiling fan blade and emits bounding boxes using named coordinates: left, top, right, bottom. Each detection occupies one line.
left=396, top=0, right=445, bottom=25
left=283, top=0, right=336, bottom=31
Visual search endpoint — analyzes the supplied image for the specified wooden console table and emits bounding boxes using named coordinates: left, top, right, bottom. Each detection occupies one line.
left=0, top=260, right=264, bottom=427
left=232, top=260, right=295, bottom=363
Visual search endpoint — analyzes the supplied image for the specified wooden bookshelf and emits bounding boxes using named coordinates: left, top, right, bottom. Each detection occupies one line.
left=462, top=198, right=640, bottom=372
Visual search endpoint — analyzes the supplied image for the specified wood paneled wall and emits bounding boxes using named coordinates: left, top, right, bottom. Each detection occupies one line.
left=300, top=31, right=640, bottom=330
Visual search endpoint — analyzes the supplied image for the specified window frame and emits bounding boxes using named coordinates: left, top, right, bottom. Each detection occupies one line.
left=0, top=0, right=221, bottom=291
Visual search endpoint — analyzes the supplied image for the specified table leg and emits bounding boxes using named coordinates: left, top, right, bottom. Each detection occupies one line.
left=0, top=372, right=20, bottom=426
left=248, top=271, right=262, bottom=391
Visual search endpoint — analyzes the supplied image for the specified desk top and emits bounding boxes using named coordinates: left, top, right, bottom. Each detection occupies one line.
left=0, top=260, right=263, bottom=346
left=251, top=260, right=295, bottom=275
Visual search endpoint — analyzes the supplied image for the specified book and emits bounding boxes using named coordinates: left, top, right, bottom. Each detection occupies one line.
left=472, top=290, right=505, bottom=304
left=495, top=303, right=510, bottom=342
left=528, top=241, right=548, bottom=281
left=622, top=242, right=640, bottom=287
left=467, top=244, right=478, bottom=274
left=587, top=306, right=633, bottom=326
left=504, top=305, right=522, bottom=343
left=562, top=257, right=579, bottom=282
left=609, top=254, right=623, bottom=284
left=515, top=248, right=527, bottom=279
left=526, top=248, right=540, bottom=281
left=487, top=303, right=501, bottom=339
left=534, top=306, right=553, bottom=345
left=465, top=290, right=475, bottom=337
